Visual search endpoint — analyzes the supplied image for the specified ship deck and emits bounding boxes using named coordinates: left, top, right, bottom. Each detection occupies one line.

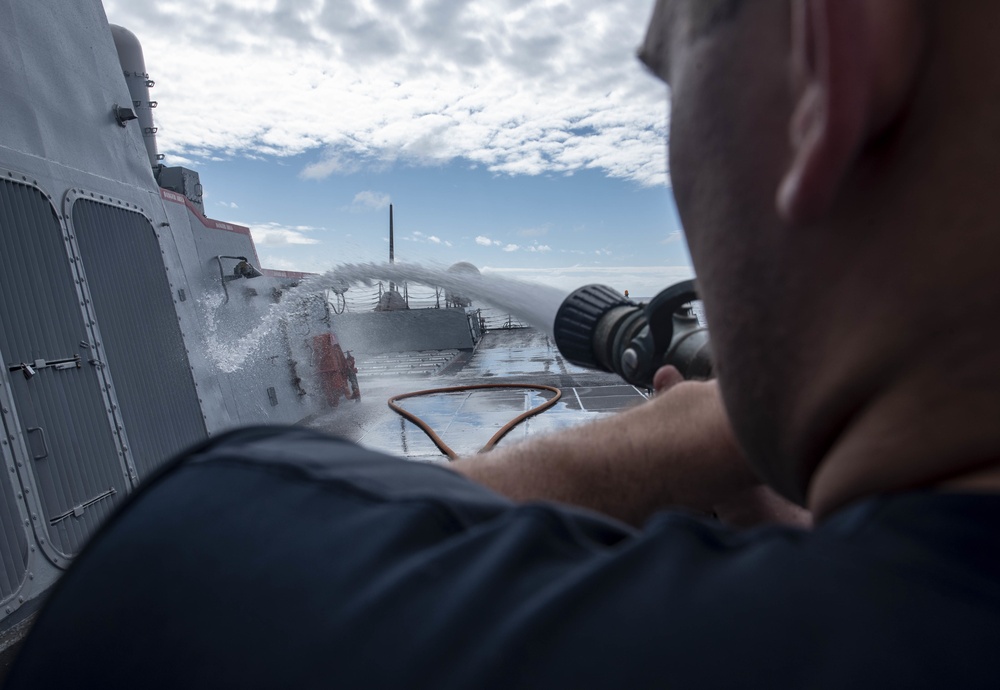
left=0, top=329, right=649, bottom=681
left=311, top=328, right=649, bottom=461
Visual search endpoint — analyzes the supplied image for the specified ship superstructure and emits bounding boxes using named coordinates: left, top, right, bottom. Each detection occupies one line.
left=0, top=0, right=645, bottom=674
left=0, top=0, right=354, bottom=647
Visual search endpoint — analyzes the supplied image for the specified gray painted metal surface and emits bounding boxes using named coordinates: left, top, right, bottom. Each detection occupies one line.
left=71, top=197, right=207, bottom=479
left=0, top=178, right=126, bottom=558
left=0, top=451, right=28, bottom=604
left=186, top=209, right=261, bottom=269
left=315, top=329, right=647, bottom=461
left=0, top=0, right=340, bottom=638
left=155, top=194, right=327, bottom=434
left=157, top=168, right=204, bottom=215
left=332, top=308, right=479, bottom=354
left=0, top=0, right=157, bottom=194
left=0, top=0, right=586, bottom=653
left=110, top=24, right=160, bottom=168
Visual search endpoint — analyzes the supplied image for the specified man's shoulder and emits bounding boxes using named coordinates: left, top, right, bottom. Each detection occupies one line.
left=640, top=490, right=1000, bottom=582
left=623, top=492, right=1000, bottom=687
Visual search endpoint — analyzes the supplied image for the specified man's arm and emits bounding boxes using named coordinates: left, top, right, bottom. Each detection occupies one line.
left=451, top=379, right=811, bottom=528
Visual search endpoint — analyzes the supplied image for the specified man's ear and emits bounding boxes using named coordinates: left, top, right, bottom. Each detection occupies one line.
left=777, top=0, right=926, bottom=224
left=776, top=0, right=871, bottom=224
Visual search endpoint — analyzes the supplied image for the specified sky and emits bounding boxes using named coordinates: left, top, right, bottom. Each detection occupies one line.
left=104, top=0, right=694, bottom=297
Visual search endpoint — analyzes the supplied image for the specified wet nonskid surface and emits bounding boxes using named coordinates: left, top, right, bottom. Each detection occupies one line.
left=312, top=328, right=648, bottom=461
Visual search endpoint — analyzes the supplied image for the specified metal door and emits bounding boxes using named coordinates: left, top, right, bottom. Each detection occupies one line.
left=0, top=431, right=29, bottom=604
left=0, top=176, right=127, bottom=559
left=70, top=196, right=206, bottom=479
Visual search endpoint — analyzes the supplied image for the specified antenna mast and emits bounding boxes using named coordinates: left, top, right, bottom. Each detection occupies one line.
left=389, top=204, right=395, bottom=292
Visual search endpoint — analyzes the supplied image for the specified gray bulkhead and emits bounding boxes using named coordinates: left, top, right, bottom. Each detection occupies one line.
left=159, top=193, right=329, bottom=429
left=0, top=0, right=330, bottom=630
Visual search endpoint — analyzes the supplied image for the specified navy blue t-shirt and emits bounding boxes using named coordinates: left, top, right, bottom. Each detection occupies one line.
left=8, top=426, right=1000, bottom=688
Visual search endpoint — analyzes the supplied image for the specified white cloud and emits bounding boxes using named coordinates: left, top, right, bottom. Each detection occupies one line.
left=350, top=190, right=391, bottom=212
left=487, top=241, right=552, bottom=254
left=249, top=222, right=322, bottom=246
left=161, top=153, right=196, bottom=167
left=403, top=231, right=453, bottom=247
left=259, top=256, right=300, bottom=272
left=302, top=152, right=368, bottom=179
left=483, top=265, right=695, bottom=298
left=218, top=201, right=239, bottom=209
left=518, top=225, right=550, bottom=238
left=259, top=254, right=330, bottom=274
left=105, top=0, right=669, bottom=188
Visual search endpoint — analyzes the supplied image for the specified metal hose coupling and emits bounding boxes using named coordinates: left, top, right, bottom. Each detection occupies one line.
left=552, top=279, right=713, bottom=387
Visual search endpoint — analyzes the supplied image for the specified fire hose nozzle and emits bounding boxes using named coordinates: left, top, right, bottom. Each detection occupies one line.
left=552, top=280, right=713, bottom=387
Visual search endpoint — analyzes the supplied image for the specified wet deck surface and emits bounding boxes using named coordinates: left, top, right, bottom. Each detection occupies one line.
left=312, top=328, right=648, bottom=461
left=0, top=330, right=646, bottom=674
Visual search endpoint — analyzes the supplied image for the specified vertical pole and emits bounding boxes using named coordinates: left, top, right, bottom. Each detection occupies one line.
left=389, top=204, right=395, bottom=293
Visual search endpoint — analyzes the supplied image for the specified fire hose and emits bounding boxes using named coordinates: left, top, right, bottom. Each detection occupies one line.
left=387, top=384, right=562, bottom=460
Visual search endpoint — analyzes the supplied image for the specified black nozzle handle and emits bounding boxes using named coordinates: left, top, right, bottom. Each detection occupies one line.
left=638, top=280, right=713, bottom=382
left=644, top=280, right=699, bottom=333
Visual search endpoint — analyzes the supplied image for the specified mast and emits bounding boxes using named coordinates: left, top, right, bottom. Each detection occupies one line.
left=389, top=204, right=395, bottom=292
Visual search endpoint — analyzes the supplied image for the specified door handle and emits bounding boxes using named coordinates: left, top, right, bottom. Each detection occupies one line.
left=26, top=426, right=49, bottom=460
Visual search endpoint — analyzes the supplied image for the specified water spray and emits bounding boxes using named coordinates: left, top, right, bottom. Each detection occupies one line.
left=552, top=280, right=713, bottom=387
left=310, top=262, right=567, bottom=335
left=200, top=262, right=571, bottom=373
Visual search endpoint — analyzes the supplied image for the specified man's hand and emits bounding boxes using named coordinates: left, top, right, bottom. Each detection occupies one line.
left=450, top=367, right=810, bottom=529
left=653, top=367, right=811, bottom=528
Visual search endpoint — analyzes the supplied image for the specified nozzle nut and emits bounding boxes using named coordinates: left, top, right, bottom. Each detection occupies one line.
left=621, top=348, right=639, bottom=377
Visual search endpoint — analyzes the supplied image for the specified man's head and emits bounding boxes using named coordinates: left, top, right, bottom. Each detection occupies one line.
left=641, top=0, right=1000, bottom=507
